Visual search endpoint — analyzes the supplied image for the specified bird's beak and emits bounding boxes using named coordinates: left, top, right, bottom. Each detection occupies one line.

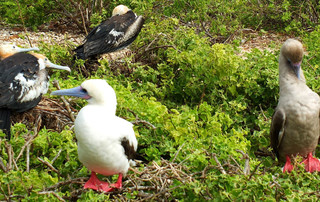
left=51, top=86, right=91, bottom=99
left=292, top=62, right=301, bottom=79
left=46, top=60, right=71, bottom=72
left=16, top=47, right=40, bottom=53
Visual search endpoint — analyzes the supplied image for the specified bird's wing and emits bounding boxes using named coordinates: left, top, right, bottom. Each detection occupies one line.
left=115, top=117, right=137, bottom=161
left=270, top=108, right=286, bottom=159
left=0, top=53, right=39, bottom=108
left=83, top=11, right=138, bottom=57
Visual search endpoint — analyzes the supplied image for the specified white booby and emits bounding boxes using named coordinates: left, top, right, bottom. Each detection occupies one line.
left=0, top=42, right=40, bottom=60
left=74, top=5, right=145, bottom=60
left=51, top=79, right=138, bottom=192
left=270, top=39, right=320, bottom=172
left=0, top=52, right=70, bottom=139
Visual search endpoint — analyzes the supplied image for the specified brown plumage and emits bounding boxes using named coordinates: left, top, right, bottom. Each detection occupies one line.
left=270, top=39, right=320, bottom=172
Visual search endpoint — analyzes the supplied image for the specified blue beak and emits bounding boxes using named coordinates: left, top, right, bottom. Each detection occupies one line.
left=51, top=86, right=91, bottom=99
left=292, top=62, right=301, bottom=80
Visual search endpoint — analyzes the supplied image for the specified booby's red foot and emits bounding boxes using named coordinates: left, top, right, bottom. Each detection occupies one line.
left=84, top=172, right=113, bottom=192
left=110, top=173, right=123, bottom=190
left=301, top=153, right=320, bottom=173
left=283, top=156, right=294, bottom=173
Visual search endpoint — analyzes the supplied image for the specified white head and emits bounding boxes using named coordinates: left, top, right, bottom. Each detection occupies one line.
left=31, top=53, right=71, bottom=72
left=112, top=5, right=130, bottom=16
left=51, top=79, right=117, bottom=114
left=0, top=42, right=40, bottom=60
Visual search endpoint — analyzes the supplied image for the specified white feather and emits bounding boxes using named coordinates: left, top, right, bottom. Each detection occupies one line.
left=74, top=80, right=137, bottom=177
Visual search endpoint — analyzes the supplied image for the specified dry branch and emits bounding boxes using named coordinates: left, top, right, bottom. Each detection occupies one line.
left=212, top=153, right=227, bottom=174
left=236, top=149, right=250, bottom=175
left=0, top=157, right=7, bottom=172
left=127, top=109, right=156, bottom=129
left=37, top=157, right=60, bottom=174
left=38, top=191, right=65, bottom=202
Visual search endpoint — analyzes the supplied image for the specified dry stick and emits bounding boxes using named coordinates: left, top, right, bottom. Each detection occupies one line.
left=38, top=191, right=65, bottom=202
left=52, top=80, right=76, bottom=122
left=51, top=149, right=62, bottom=164
left=236, top=150, right=250, bottom=175
left=26, top=144, right=30, bottom=172
left=46, top=177, right=88, bottom=190
left=127, top=109, right=156, bottom=129
left=172, top=142, right=186, bottom=163
left=259, top=104, right=268, bottom=121
left=79, top=3, right=88, bottom=35
left=145, top=33, right=164, bottom=51
left=212, top=153, right=227, bottom=174
left=54, top=0, right=83, bottom=32
left=26, top=115, right=41, bottom=172
left=248, top=161, right=262, bottom=180
left=37, top=157, right=60, bottom=174
left=11, top=149, right=19, bottom=171
left=14, top=0, right=32, bottom=47
left=141, top=185, right=182, bottom=201
left=0, top=184, right=9, bottom=201
left=0, top=158, right=7, bottom=172
left=5, top=142, right=12, bottom=171
left=15, top=132, right=32, bottom=162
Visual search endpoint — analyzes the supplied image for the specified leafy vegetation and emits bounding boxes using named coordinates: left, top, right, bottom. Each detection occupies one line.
left=1, top=0, right=320, bottom=201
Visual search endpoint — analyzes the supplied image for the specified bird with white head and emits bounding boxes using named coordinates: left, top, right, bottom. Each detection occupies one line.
left=51, top=79, right=138, bottom=192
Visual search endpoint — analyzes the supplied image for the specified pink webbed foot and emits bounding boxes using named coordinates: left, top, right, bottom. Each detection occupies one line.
left=283, top=155, right=294, bottom=173
left=109, top=173, right=123, bottom=190
left=301, top=152, right=320, bottom=173
left=84, top=172, right=113, bottom=192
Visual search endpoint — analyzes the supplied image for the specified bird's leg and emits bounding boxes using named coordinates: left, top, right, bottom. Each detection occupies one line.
left=110, top=173, right=123, bottom=189
left=283, top=155, right=294, bottom=173
left=301, top=152, right=320, bottom=173
left=84, top=172, right=112, bottom=192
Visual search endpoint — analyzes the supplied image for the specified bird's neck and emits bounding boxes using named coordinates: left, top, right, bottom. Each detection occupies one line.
left=87, top=101, right=117, bottom=115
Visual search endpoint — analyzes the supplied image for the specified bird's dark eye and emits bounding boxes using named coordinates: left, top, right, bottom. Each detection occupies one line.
left=12, top=46, right=16, bottom=48
left=44, top=58, right=48, bottom=61
left=81, top=88, right=88, bottom=93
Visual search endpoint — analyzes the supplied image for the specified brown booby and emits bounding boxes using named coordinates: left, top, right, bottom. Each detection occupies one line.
left=51, top=79, right=138, bottom=192
left=73, top=5, right=144, bottom=60
left=0, top=52, right=70, bottom=139
left=270, top=39, right=320, bottom=173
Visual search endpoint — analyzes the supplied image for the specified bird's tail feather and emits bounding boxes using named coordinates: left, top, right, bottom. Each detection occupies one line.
left=73, top=45, right=86, bottom=61
left=0, top=109, right=11, bottom=140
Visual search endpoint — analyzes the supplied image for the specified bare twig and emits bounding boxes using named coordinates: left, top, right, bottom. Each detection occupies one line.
left=52, top=80, right=76, bottom=122
left=212, top=153, right=227, bottom=174
left=15, top=132, right=32, bottom=162
left=248, top=162, right=262, bottom=180
left=26, top=144, right=30, bottom=172
left=5, top=142, right=12, bottom=171
left=45, top=177, right=88, bottom=190
left=259, top=104, right=268, bottom=121
left=172, top=142, right=186, bottom=163
left=79, top=3, right=88, bottom=35
left=141, top=185, right=182, bottom=201
left=38, top=191, right=65, bottom=202
left=128, top=109, right=156, bottom=129
left=0, top=157, right=7, bottom=172
left=37, top=157, right=60, bottom=174
left=51, top=149, right=62, bottom=164
left=53, top=0, right=84, bottom=32
left=236, top=149, right=250, bottom=175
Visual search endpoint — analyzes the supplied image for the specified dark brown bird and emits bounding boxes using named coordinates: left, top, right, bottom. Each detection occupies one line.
left=270, top=39, right=320, bottom=172
left=74, top=5, right=144, bottom=60
left=0, top=52, right=70, bottom=139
